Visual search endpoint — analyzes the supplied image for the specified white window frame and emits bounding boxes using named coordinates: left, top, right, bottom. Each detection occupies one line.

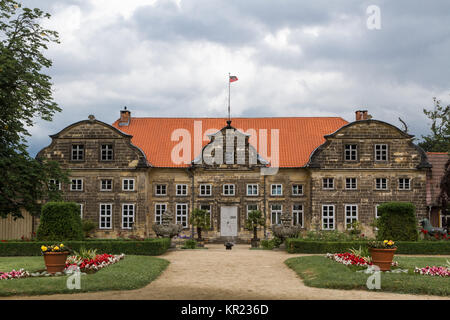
left=246, top=184, right=259, bottom=196
left=78, top=203, right=84, bottom=219
left=322, top=205, right=335, bottom=230
left=375, top=178, right=388, bottom=190
left=246, top=203, right=259, bottom=219
left=345, top=178, right=357, bottom=190
left=199, top=184, right=212, bottom=196
left=345, top=204, right=358, bottom=229
left=322, top=178, right=334, bottom=190
left=99, top=203, right=112, bottom=229
left=398, top=178, right=411, bottom=190
left=176, top=203, right=189, bottom=228
left=100, top=144, right=114, bottom=161
left=223, top=184, right=235, bottom=196
left=374, top=144, right=388, bottom=161
left=70, top=178, right=83, bottom=191
left=122, top=203, right=135, bottom=229
left=176, top=184, right=188, bottom=196
left=292, top=184, right=303, bottom=196
left=71, top=144, right=84, bottom=161
left=155, top=203, right=167, bottom=225
left=344, top=144, right=358, bottom=161
left=100, top=179, right=113, bottom=191
left=122, top=178, right=135, bottom=191
left=155, top=184, right=167, bottom=196
left=292, top=204, right=304, bottom=227
left=270, top=204, right=282, bottom=225
left=271, top=184, right=283, bottom=196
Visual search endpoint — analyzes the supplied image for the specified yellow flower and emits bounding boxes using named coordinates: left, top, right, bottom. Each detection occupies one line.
left=383, top=240, right=388, bottom=244
left=60, top=244, right=64, bottom=248
left=53, top=246, right=59, bottom=251
left=41, top=246, right=47, bottom=252
left=388, top=240, right=394, bottom=246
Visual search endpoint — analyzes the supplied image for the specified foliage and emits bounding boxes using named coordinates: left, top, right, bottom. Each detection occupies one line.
left=73, top=247, right=98, bottom=260
left=418, top=97, right=450, bottom=152
left=0, top=238, right=172, bottom=256
left=439, top=158, right=450, bottom=211
left=82, top=220, right=97, bottom=238
left=0, top=0, right=68, bottom=219
left=376, top=202, right=418, bottom=241
left=245, top=210, right=265, bottom=240
left=367, top=240, right=396, bottom=249
left=40, top=243, right=69, bottom=254
left=348, top=220, right=362, bottom=235
left=260, top=239, right=275, bottom=250
left=349, top=246, right=370, bottom=261
left=181, top=239, right=197, bottom=249
left=189, top=208, right=210, bottom=240
left=36, top=202, right=84, bottom=241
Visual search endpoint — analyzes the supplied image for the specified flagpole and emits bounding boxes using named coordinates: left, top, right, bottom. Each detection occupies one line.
left=228, top=72, right=231, bottom=123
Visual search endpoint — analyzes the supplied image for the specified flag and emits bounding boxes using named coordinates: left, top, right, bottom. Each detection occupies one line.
left=229, top=75, right=238, bottom=82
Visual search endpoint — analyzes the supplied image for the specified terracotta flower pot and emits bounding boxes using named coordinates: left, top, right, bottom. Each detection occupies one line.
left=369, top=248, right=397, bottom=271
left=43, top=252, right=69, bottom=274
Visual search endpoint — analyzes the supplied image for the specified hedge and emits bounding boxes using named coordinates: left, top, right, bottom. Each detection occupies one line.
left=0, top=238, right=171, bottom=256
left=285, top=239, right=450, bottom=255
left=376, top=202, right=418, bottom=241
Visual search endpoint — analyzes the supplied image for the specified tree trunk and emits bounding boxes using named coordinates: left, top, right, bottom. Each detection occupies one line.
left=253, top=226, right=258, bottom=240
left=197, top=227, right=202, bottom=241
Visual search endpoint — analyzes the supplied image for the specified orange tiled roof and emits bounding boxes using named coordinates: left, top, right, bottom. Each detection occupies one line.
left=112, top=117, right=348, bottom=168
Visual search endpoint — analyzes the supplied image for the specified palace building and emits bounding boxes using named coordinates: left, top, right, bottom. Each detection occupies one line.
left=35, top=109, right=432, bottom=241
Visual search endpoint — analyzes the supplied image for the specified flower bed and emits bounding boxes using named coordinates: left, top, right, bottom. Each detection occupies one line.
left=326, top=252, right=372, bottom=267
left=65, top=253, right=125, bottom=272
left=0, top=269, right=30, bottom=280
left=326, top=252, right=399, bottom=268
left=414, top=265, right=450, bottom=277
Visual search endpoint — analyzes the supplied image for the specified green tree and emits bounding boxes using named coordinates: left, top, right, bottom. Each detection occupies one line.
left=189, top=208, right=210, bottom=241
left=245, top=210, right=265, bottom=242
left=418, top=97, right=450, bottom=152
left=0, top=0, right=68, bottom=219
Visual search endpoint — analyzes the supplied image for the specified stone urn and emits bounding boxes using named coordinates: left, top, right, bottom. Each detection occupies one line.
left=43, top=252, right=69, bottom=274
left=271, top=210, right=302, bottom=247
left=152, top=210, right=182, bottom=247
left=369, top=248, right=397, bottom=271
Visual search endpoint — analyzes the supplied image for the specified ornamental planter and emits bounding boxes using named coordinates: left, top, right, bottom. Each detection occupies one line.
left=369, top=248, right=397, bottom=272
left=43, top=252, right=69, bottom=274
left=251, top=238, right=260, bottom=248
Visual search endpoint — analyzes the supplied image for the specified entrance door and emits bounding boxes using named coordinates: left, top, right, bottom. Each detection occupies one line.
left=220, top=206, right=238, bottom=237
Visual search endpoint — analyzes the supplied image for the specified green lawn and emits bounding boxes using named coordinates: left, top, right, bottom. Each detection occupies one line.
left=0, top=255, right=169, bottom=296
left=285, top=256, right=450, bottom=296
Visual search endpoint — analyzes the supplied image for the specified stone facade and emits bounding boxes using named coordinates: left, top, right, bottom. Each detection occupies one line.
left=35, top=112, right=432, bottom=241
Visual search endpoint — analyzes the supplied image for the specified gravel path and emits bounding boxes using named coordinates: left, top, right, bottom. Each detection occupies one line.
left=3, top=244, right=449, bottom=300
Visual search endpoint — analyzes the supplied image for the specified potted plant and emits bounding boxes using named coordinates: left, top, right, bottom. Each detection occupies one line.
left=41, top=243, right=70, bottom=274
left=189, top=208, right=210, bottom=247
left=367, top=240, right=397, bottom=271
left=245, top=210, right=265, bottom=248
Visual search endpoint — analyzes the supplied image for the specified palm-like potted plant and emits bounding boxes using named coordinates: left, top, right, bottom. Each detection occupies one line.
left=245, top=210, right=265, bottom=248
left=189, top=208, right=211, bottom=247
left=367, top=240, right=397, bottom=271
left=41, top=243, right=70, bottom=274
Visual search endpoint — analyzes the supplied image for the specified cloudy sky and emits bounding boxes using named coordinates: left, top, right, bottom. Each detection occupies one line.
left=20, top=0, right=450, bottom=156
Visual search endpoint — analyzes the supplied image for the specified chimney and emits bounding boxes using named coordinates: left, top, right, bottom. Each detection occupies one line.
left=119, top=106, right=130, bottom=126
left=355, top=110, right=369, bottom=121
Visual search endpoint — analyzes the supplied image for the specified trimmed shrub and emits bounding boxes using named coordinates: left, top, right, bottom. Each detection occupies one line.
left=181, top=239, right=197, bottom=249
left=285, top=239, right=450, bottom=255
left=376, top=202, right=418, bottom=241
left=36, top=202, right=84, bottom=241
left=0, top=238, right=171, bottom=256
